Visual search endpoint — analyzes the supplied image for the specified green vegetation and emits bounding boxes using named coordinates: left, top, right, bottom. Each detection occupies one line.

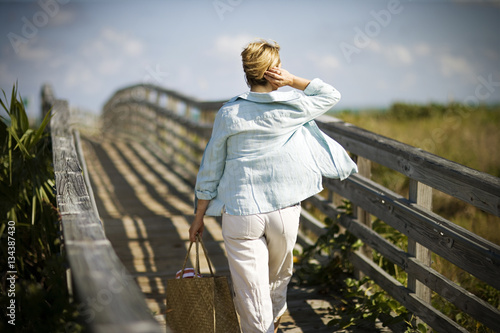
left=333, top=102, right=500, bottom=245
left=297, top=202, right=424, bottom=332
left=296, top=102, right=500, bottom=332
left=297, top=207, right=498, bottom=332
left=0, top=85, right=81, bottom=332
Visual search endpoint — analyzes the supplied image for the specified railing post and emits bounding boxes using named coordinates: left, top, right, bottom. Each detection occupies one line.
left=155, top=91, right=161, bottom=105
left=352, top=155, right=372, bottom=279
left=168, top=96, right=178, bottom=113
left=408, top=179, right=432, bottom=321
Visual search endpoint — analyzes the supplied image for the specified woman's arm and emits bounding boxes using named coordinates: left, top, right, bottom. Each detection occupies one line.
left=190, top=110, right=229, bottom=241
left=264, top=67, right=311, bottom=91
left=265, top=67, right=341, bottom=122
left=189, top=199, right=210, bottom=242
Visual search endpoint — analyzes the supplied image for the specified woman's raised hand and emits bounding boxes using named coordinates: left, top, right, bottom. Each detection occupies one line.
left=264, top=67, right=294, bottom=89
left=264, top=67, right=311, bottom=91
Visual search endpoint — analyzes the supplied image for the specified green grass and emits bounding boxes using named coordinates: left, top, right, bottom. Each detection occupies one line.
left=332, top=103, right=500, bottom=246
left=0, top=84, right=82, bottom=333
left=322, top=103, right=500, bottom=332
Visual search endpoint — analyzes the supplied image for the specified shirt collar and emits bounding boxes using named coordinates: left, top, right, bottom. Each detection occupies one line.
left=231, top=90, right=301, bottom=103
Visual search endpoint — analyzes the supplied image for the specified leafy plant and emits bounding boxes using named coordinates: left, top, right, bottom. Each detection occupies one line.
left=296, top=200, right=421, bottom=331
left=0, top=84, right=81, bottom=332
left=295, top=200, right=362, bottom=288
left=327, top=276, right=424, bottom=332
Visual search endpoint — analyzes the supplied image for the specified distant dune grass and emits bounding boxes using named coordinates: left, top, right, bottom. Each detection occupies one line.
left=331, top=104, right=500, bottom=328
left=332, top=103, right=500, bottom=245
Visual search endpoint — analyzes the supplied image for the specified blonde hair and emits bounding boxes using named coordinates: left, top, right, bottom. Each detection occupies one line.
left=241, top=39, right=281, bottom=87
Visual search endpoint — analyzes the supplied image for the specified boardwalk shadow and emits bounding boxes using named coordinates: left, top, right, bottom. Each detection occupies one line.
left=82, top=137, right=229, bottom=321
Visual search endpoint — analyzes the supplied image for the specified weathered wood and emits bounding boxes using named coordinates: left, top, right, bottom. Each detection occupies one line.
left=352, top=155, right=372, bottom=280
left=317, top=115, right=500, bottom=217
left=50, top=95, right=165, bottom=333
left=305, top=194, right=500, bottom=331
left=407, top=180, right=432, bottom=310
left=74, top=130, right=100, bottom=218
left=350, top=251, right=469, bottom=333
left=66, top=242, right=164, bottom=332
left=41, top=83, right=55, bottom=124
left=299, top=209, right=328, bottom=238
left=100, top=82, right=500, bottom=333
left=325, top=174, right=500, bottom=290
left=342, top=214, right=500, bottom=331
left=104, top=82, right=224, bottom=120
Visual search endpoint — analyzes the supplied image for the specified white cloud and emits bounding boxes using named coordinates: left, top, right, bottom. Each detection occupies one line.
left=14, top=43, right=51, bottom=61
left=0, top=62, right=17, bottom=85
left=211, top=34, right=255, bottom=60
left=309, top=53, right=340, bottom=71
left=63, top=27, right=145, bottom=87
left=101, top=28, right=143, bottom=57
left=47, top=8, right=76, bottom=27
left=367, top=41, right=413, bottom=65
left=439, top=54, right=475, bottom=80
left=84, top=28, right=144, bottom=62
left=97, top=58, right=125, bottom=76
left=390, top=45, right=413, bottom=65
left=63, top=61, right=96, bottom=89
left=414, top=43, right=431, bottom=57
left=401, top=72, right=417, bottom=90
left=367, top=40, right=382, bottom=53
left=52, top=28, right=145, bottom=96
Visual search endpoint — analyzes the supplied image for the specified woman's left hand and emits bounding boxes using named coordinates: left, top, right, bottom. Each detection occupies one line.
left=264, top=67, right=294, bottom=89
left=189, top=215, right=205, bottom=242
left=189, top=199, right=210, bottom=242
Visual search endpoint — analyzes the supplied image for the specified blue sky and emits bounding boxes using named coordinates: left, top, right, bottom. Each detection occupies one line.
left=1, top=0, right=499, bottom=118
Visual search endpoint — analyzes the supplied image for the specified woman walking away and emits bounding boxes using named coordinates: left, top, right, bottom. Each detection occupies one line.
left=189, top=39, right=357, bottom=333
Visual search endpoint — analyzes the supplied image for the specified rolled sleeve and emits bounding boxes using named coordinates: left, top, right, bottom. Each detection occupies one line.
left=295, top=78, right=342, bottom=121
left=194, top=111, right=228, bottom=201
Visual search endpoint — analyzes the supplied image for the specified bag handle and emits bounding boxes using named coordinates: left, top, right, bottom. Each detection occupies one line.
left=179, top=235, right=214, bottom=278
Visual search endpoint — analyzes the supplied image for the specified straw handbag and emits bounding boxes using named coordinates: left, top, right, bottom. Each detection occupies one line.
left=166, top=235, right=241, bottom=333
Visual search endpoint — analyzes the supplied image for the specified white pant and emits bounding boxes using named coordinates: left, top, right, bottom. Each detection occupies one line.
left=222, top=204, right=301, bottom=333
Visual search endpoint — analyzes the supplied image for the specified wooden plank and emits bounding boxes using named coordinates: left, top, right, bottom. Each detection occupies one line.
left=305, top=192, right=500, bottom=331
left=105, top=83, right=225, bottom=114
left=99, top=83, right=500, bottom=333
left=51, top=98, right=166, bottom=333
left=325, top=174, right=500, bottom=290
left=65, top=243, right=162, bottom=331
left=74, top=130, right=100, bottom=218
left=61, top=212, right=106, bottom=242
left=316, top=115, right=500, bottom=217
left=336, top=212, right=500, bottom=331
left=299, top=209, right=328, bottom=238
left=350, top=251, right=469, bottom=333
left=352, top=155, right=372, bottom=280
left=107, top=100, right=212, bottom=140
left=154, top=110, right=206, bottom=155
left=407, top=180, right=432, bottom=308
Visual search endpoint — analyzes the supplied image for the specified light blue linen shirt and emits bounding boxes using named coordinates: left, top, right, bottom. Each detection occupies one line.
left=195, top=78, right=358, bottom=216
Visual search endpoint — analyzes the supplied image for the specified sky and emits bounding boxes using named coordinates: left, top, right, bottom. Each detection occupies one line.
left=1, top=0, right=500, bottom=119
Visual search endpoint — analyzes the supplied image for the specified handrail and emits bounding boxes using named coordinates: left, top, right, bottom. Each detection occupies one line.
left=316, top=115, right=500, bottom=217
left=43, top=84, right=166, bottom=333
left=102, top=83, right=500, bottom=332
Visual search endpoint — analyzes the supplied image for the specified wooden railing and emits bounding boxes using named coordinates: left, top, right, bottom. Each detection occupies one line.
left=42, top=85, right=166, bottom=333
left=103, top=83, right=500, bottom=333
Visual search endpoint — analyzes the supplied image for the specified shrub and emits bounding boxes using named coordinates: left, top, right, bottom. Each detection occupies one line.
left=0, top=84, right=81, bottom=332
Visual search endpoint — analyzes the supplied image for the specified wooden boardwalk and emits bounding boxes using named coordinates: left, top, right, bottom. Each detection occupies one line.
left=46, top=82, right=500, bottom=333
left=81, top=136, right=372, bottom=333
